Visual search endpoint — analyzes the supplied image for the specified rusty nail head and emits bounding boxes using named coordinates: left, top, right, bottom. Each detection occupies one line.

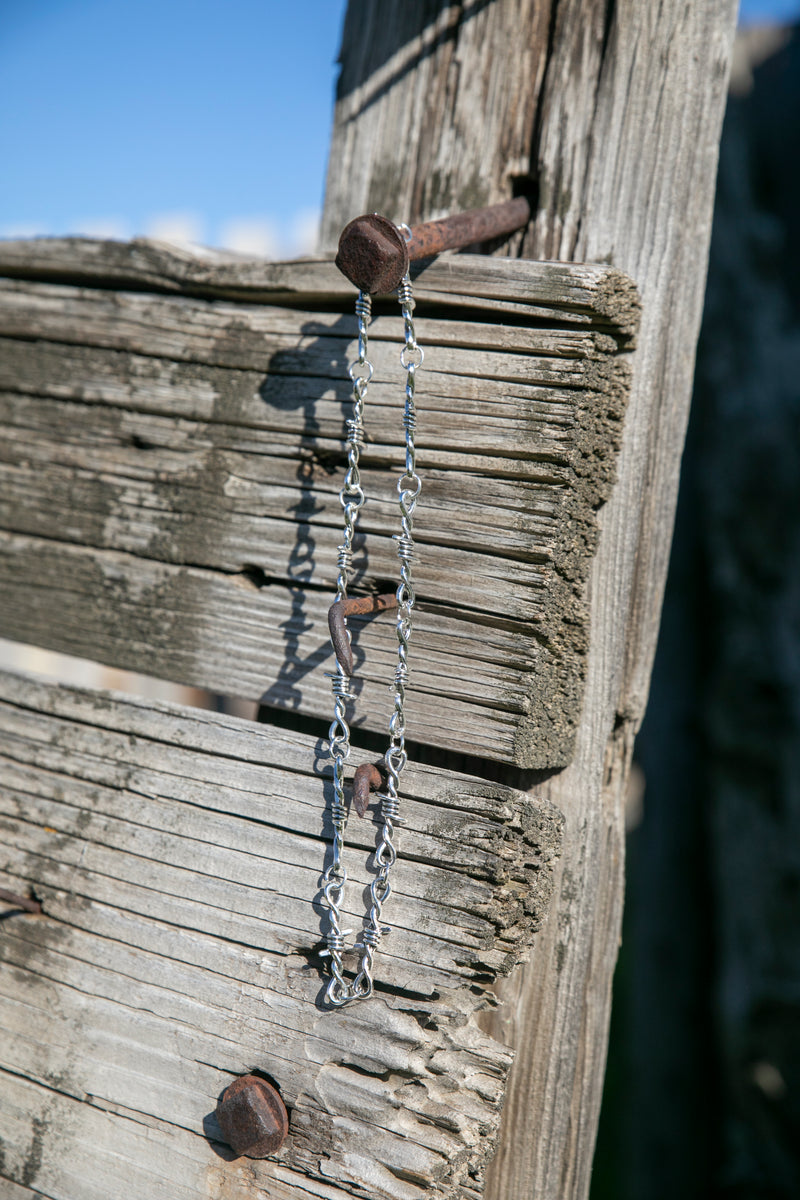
left=335, top=196, right=531, bottom=294
left=352, top=762, right=384, bottom=818
left=335, top=213, right=410, bottom=295
left=215, top=1075, right=288, bottom=1158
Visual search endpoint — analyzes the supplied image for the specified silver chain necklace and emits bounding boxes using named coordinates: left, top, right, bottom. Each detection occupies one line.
left=321, top=263, right=423, bottom=1006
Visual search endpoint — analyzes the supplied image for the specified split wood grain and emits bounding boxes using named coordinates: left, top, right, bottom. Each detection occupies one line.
left=0, top=667, right=562, bottom=1200
left=0, top=254, right=635, bottom=768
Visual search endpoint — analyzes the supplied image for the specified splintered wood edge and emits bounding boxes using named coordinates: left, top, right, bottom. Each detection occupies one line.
left=0, top=237, right=641, bottom=341
left=0, top=666, right=564, bottom=1198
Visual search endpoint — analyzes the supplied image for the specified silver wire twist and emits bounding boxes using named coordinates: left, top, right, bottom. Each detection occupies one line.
left=321, top=267, right=422, bottom=1006
left=321, top=289, right=373, bottom=1008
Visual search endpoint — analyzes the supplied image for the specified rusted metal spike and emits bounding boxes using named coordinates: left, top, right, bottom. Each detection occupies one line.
left=335, top=196, right=531, bottom=294
left=328, top=592, right=398, bottom=676
left=352, top=763, right=384, bottom=818
left=0, top=887, right=42, bottom=914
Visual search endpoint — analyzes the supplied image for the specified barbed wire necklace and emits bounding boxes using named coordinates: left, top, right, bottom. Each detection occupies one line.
left=321, top=234, right=423, bottom=1007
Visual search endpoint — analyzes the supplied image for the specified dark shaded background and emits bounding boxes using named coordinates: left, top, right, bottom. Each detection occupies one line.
left=593, top=24, right=800, bottom=1200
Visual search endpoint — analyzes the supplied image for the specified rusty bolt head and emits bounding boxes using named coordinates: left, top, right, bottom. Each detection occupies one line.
left=335, top=213, right=410, bottom=294
left=215, top=1075, right=288, bottom=1158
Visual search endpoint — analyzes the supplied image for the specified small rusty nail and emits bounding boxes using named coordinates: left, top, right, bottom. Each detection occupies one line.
left=328, top=592, right=398, bottom=676
left=328, top=600, right=353, bottom=676
left=336, top=196, right=532, bottom=294
left=352, top=763, right=384, bottom=818
left=215, top=1075, right=288, bottom=1159
left=0, top=887, right=42, bottom=914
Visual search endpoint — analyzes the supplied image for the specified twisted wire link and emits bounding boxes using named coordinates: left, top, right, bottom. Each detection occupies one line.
left=323, top=291, right=372, bottom=1007
left=350, top=272, right=422, bottom=1002
left=321, top=264, right=423, bottom=1006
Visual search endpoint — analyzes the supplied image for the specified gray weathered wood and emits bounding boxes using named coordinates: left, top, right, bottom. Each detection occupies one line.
left=0, top=0, right=739, bottom=1193
left=0, top=247, right=636, bottom=768
left=0, top=667, right=562, bottom=1199
left=321, top=2, right=738, bottom=1197
left=0, top=237, right=640, bottom=332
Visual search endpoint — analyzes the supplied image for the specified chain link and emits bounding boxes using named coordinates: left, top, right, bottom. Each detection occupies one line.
left=321, top=270, right=423, bottom=1006
left=321, top=290, right=372, bottom=1005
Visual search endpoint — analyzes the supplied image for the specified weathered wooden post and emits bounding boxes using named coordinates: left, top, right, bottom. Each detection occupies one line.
left=0, top=3, right=737, bottom=1197
left=321, top=2, right=739, bottom=1195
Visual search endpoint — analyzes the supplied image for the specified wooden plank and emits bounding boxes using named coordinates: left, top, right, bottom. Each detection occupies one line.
left=319, top=1, right=738, bottom=1197
left=0, top=667, right=562, bottom=1199
left=0, top=1178, right=42, bottom=1200
left=0, top=237, right=640, bottom=334
left=0, top=533, right=531, bottom=762
left=0, top=255, right=635, bottom=768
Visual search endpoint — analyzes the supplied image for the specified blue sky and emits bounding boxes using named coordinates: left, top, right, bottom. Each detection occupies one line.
left=740, top=0, right=800, bottom=21
left=1, top=0, right=797, bottom=254
left=0, top=0, right=347, bottom=253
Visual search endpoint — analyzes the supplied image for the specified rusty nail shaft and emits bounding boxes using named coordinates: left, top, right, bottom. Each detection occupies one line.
left=0, top=887, right=42, bottom=914
left=328, top=592, right=398, bottom=676
left=352, top=763, right=384, bottom=818
left=407, top=195, right=532, bottom=261
left=335, top=196, right=531, bottom=294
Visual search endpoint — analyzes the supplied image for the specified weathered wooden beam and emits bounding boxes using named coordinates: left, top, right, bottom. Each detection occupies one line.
left=320, top=1, right=739, bottom=1196
left=0, top=247, right=636, bottom=769
left=0, top=667, right=562, bottom=1198
left=0, top=237, right=640, bottom=331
